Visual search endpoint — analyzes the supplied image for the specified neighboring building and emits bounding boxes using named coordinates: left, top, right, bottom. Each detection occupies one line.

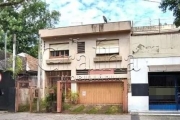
left=0, top=52, right=38, bottom=77
left=39, top=21, right=131, bottom=112
left=128, top=25, right=180, bottom=111
left=0, top=52, right=38, bottom=110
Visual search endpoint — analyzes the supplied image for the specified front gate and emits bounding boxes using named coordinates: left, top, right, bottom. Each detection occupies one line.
left=149, top=72, right=180, bottom=111
left=0, top=71, right=15, bottom=111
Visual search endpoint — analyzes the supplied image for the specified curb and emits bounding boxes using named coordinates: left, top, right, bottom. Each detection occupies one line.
left=0, top=111, right=8, bottom=114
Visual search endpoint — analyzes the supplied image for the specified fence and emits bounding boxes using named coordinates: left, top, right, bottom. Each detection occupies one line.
left=132, top=18, right=177, bottom=34
left=16, top=75, right=37, bottom=105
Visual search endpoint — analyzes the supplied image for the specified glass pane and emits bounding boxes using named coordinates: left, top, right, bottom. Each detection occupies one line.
left=65, top=50, right=69, bottom=56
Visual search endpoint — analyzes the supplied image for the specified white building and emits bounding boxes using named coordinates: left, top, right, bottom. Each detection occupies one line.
left=128, top=25, right=180, bottom=112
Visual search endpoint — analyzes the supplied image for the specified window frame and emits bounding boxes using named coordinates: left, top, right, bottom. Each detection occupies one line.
left=49, top=42, right=69, bottom=58
left=77, top=42, right=85, bottom=54
left=96, top=39, right=119, bottom=55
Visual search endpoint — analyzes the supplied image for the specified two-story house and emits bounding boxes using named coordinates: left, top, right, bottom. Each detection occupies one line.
left=39, top=21, right=131, bottom=112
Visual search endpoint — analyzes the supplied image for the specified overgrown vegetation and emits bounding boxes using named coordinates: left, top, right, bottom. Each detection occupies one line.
left=72, top=105, right=85, bottom=113
left=70, top=92, right=79, bottom=104
left=87, top=107, right=99, bottom=114
left=6, top=55, right=23, bottom=77
left=42, top=86, right=57, bottom=112
left=105, top=106, right=120, bottom=114
left=63, top=103, right=72, bottom=110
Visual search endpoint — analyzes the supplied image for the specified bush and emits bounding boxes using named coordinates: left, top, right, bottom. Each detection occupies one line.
left=70, top=92, right=79, bottom=104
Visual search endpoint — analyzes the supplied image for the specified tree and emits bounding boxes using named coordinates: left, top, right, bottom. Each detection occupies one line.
left=0, top=0, right=60, bottom=57
left=0, top=0, right=26, bottom=7
left=159, top=0, right=180, bottom=27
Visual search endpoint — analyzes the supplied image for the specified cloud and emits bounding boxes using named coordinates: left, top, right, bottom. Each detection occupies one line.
left=45, top=0, right=174, bottom=27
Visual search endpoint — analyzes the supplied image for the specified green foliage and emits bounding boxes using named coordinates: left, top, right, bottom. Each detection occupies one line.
left=6, top=55, right=23, bottom=77
left=0, top=0, right=26, bottom=7
left=63, top=103, right=72, bottom=110
left=105, top=106, right=120, bottom=114
left=70, top=92, right=79, bottom=104
left=0, top=0, right=60, bottom=57
left=159, top=0, right=180, bottom=27
left=72, top=105, right=85, bottom=113
left=18, top=104, right=29, bottom=112
left=44, top=86, right=57, bottom=108
left=87, top=107, right=98, bottom=114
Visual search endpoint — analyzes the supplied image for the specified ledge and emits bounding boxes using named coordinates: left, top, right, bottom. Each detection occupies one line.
left=39, top=21, right=131, bottom=37
left=94, top=55, right=122, bottom=63
left=46, top=58, right=71, bottom=64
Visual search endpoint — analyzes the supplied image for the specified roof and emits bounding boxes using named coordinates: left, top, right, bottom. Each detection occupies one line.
left=39, top=21, right=131, bottom=38
left=18, top=53, right=38, bottom=72
left=0, top=52, right=38, bottom=72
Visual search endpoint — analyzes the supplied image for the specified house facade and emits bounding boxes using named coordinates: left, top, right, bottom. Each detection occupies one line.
left=39, top=21, right=131, bottom=112
left=128, top=25, right=180, bottom=112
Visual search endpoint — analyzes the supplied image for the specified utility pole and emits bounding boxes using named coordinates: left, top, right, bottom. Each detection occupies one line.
left=13, top=34, right=16, bottom=79
left=37, top=36, right=41, bottom=112
left=4, top=32, right=7, bottom=69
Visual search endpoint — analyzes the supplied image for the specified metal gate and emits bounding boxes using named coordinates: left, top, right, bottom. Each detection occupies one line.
left=149, top=72, right=180, bottom=111
left=0, top=71, right=15, bottom=111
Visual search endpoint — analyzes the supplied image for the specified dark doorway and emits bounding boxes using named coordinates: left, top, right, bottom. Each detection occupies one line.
left=149, top=72, right=180, bottom=111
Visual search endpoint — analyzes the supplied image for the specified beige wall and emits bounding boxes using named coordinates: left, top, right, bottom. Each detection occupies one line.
left=42, top=32, right=130, bottom=71
left=130, top=33, right=180, bottom=58
left=41, top=32, right=130, bottom=92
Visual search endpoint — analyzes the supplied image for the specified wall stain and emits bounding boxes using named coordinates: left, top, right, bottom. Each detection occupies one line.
left=99, top=24, right=104, bottom=32
left=132, top=44, right=159, bottom=54
left=91, top=24, right=97, bottom=32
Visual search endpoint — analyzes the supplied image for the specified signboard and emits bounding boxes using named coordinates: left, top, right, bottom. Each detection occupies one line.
left=82, top=91, right=86, bottom=96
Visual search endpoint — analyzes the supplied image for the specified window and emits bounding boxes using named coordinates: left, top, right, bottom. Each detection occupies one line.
left=49, top=43, right=69, bottom=58
left=77, top=42, right=85, bottom=53
left=96, top=39, right=119, bottom=55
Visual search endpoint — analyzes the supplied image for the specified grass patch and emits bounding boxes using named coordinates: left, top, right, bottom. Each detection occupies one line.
left=105, top=106, right=120, bottom=114
left=18, top=104, right=30, bottom=112
left=87, top=107, right=98, bottom=114
left=72, top=105, right=85, bottom=113
left=63, top=103, right=72, bottom=110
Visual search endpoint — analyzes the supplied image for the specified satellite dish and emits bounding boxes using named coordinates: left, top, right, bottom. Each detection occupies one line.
left=103, top=16, right=108, bottom=23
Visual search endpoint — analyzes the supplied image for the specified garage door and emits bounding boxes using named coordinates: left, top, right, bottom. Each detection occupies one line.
left=78, top=82, right=123, bottom=104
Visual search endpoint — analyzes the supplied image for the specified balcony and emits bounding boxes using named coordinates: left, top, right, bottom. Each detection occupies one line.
left=94, top=55, right=122, bottom=63
left=46, top=58, right=71, bottom=64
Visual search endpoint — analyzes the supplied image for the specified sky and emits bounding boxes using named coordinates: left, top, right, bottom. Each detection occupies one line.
left=45, top=0, right=174, bottom=27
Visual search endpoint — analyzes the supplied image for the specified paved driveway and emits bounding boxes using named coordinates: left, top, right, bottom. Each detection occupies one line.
left=0, top=113, right=130, bottom=120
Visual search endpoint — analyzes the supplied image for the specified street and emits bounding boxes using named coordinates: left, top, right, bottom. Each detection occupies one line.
left=0, top=113, right=130, bottom=120
left=1, top=112, right=180, bottom=120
